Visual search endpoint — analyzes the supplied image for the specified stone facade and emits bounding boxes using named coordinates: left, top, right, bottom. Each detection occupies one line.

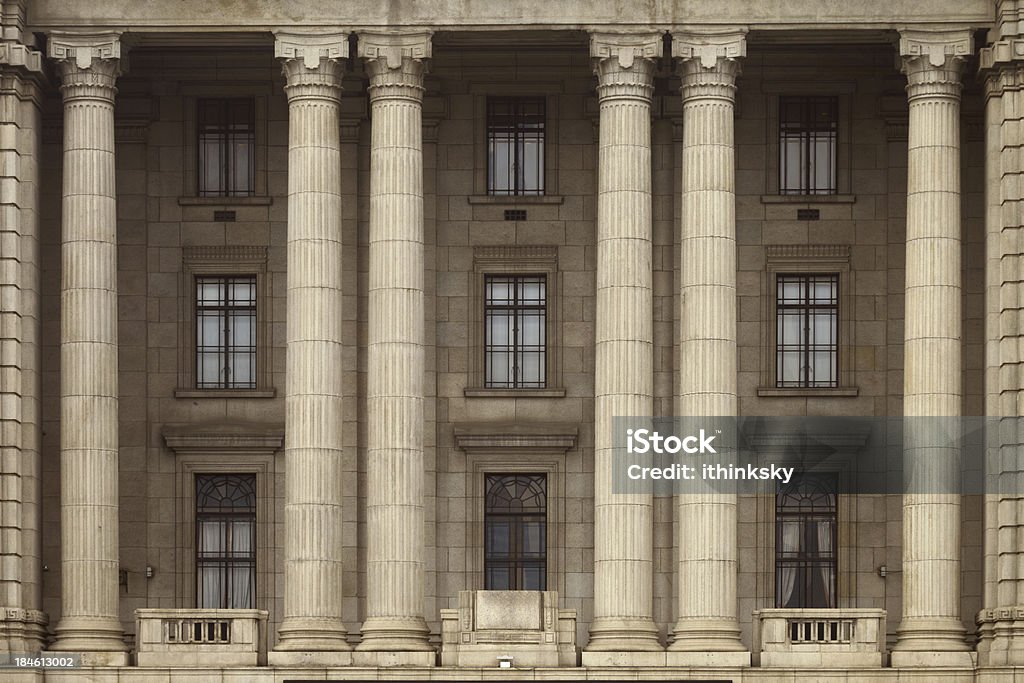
left=0, top=0, right=1022, bottom=680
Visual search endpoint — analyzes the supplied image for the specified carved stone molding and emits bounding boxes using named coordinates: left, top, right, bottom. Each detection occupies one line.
left=671, top=28, right=747, bottom=69
left=273, top=30, right=348, bottom=69
left=898, top=28, right=973, bottom=68
left=589, top=31, right=663, bottom=69
left=981, top=38, right=1024, bottom=70
left=47, top=31, right=122, bottom=70
left=0, top=40, right=41, bottom=73
left=162, top=421, right=284, bottom=456
left=357, top=31, right=432, bottom=69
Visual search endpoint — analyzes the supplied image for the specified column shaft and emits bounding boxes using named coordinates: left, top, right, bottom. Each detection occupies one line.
left=272, top=33, right=351, bottom=659
left=668, top=32, right=748, bottom=665
left=586, top=32, right=662, bottom=656
left=893, top=30, right=972, bottom=663
left=47, top=34, right=126, bottom=660
left=357, top=32, right=433, bottom=656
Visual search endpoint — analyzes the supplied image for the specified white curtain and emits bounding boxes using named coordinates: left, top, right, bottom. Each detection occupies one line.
left=817, top=520, right=834, bottom=607
left=778, top=520, right=800, bottom=607
left=230, top=521, right=254, bottom=609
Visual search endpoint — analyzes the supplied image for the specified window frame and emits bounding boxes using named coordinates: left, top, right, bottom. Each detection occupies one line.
left=194, top=473, right=258, bottom=609
left=758, top=245, right=857, bottom=397
left=483, top=473, right=548, bottom=591
left=774, top=273, right=840, bottom=389
left=774, top=473, right=839, bottom=609
left=181, top=85, right=270, bottom=203
left=466, top=246, right=564, bottom=397
left=486, top=96, right=546, bottom=196
left=194, top=275, right=258, bottom=390
left=483, top=274, right=547, bottom=389
left=196, top=97, right=257, bottom=198
left=777, top=95, right=839, bottom=196
left=177, top=246, right=275, bottom=398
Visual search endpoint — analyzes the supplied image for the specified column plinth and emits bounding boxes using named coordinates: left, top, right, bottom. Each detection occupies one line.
left=667, top=30, right=749, bottom=667
left=583, top=31, right=663, bottom=661
left=46, top=32, right=127, bottom=662
left=891, top=28, right=973, bottom=667
left=354, top=31, right=434, bottom=664
left=270, top=32, right=352, bottom=663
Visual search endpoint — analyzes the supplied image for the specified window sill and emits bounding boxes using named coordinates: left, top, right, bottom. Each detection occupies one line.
left=756, top=386, right=859, bottom=398
left=464, top=387, right=567, bottom=398
left=175, top=389, right=277, bottom=399
left=467, top=195, right=564, bottom=205
left=178, top=196, right=273, bottom=206
left=760, top=194, right=856, bottom=204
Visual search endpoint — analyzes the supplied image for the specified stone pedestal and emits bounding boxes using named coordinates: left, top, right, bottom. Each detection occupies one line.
left=270, top=31, right=352, bottom=661
left=584, top=31, right=663, bottom=659
left=46, top=32, right=127, bottom=661
left=891, top=28, right=973, bottom=667
left=667, top=30, right=749, bottom=666
left=355, top=31, right=434, bottom=660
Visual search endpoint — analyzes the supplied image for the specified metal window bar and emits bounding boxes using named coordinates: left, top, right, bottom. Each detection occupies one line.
left=195, top=474, right=257, bottom=609
left=779, top=96, right=838, bottom=195
left=195, top=275, right=257, bottom=390
left=776, top=273, right=838, bottom=388
left=487, top=97, right=545, bottom=196
left=198, top=98, right=256, bottom=197
left=775, top=474, right=838, bottom=609
left=484, top=474, right=547, bottom=591
left=484, top=275, right=546, bottom=388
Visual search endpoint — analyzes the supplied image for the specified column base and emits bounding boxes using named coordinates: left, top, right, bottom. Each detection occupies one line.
left=356, top=616, right=433, bottom=653
left=50, top=616, right=127, bottom=657
left=582, top=651, right=667, bottom=666
left=665, top=650, right=751, bottom=667
left=585, top=617, right=663, bottom=652
left=890, top=650, right=976, bottom=667
left=274, top=616, right=351, bottom=653
left=352, top=650, right=436, bottom=666
left=267, top=650, right=354, bottom=667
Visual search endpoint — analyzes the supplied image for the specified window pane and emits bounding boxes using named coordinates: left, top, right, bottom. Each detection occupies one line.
left=198, top=565, right=224, bottom=609
left=484, top=274, right=547, bottom=389
left=197, top=98, right=255, bottom=198
left=229, top=565, right=254, bottom=609
left=486, top=567, right=511, bottom=591
left=486, top=520, right=511, bottom=555
left=195, top=276, right=258, bottom=390
left=779, top=96, right=837, bottom=195
left=487, top=97, right=545, bottom=196
left=485, top=475, right=547, bottom=590
left=521, top=565, right=545, bottom=591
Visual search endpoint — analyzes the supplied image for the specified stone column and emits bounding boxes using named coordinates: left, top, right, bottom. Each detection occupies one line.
left=0, top=31, right=46, bottom=653
left=46, top=32, right=127, bottom=663
left=270, top=32, right=352, bottom=665
left=667, top=29, right=749, bottom=667
left=977, top=17, right=1024, bottom=666
left=355, top=31, right=434, bottom=664
left=891, top=28, right=974, bottom=667
left=584, top=31, right=663, bottom=663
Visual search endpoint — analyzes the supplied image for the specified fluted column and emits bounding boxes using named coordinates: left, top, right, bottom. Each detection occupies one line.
left=355, top=31, right=434, bottom=663
left=891, top=28, right=973, bottom=667
left=269, top=32, right=351, bottom=663
left=667, top=30, right=749, bottom=666
left=46, top=32, right=127, bottom=663
left=977, top=14, right=1024, bottom=666
left=584, top=31, right=663, bottom=661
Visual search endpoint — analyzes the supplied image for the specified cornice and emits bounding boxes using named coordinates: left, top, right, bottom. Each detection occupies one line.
left=671, top=28, right=747, bottom=69
left=0, top=40, right=42, bottom=75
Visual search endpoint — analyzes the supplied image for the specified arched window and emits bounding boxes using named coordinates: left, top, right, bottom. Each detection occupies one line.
left=775, top=473, right=837, bottom=608
left=195, top=474, right=257, bottom=608
left=484, top=474, right=547, bottom=590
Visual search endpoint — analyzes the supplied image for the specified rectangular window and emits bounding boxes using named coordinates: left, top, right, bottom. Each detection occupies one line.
left=487, top=97, right=545, bottom=196
left=195, top=275, right=257, bottom=389
left=195, top=474, right=256, bottom=609
left=485, top=474, right=547, bottom=590
left=776, top=474, right=838, bottom=608
left=198, top=98, right=255, bottom=197
left=776, top=274, right=838, bottom=388
left=779, top=96, right=838, bottom=195
left=484, top=275, right=546, bottom=388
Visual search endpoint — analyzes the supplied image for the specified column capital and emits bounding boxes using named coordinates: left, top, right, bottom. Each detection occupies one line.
left=274, top=31, right=347, bottom=101
left=671, top=28, right=746, bottom=70
left=47, top=31, right=124, bottom=99
left=589, top=31, right=663, bottom=69
left=358, top=31, right=431, bottom=102
left=357, top=31, right=432, bottom=69
left=899, top=28, right=973, bottom=68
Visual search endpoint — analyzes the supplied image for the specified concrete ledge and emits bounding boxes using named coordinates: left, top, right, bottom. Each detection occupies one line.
left=266, top=650, right=353, bottom=666
left=351, top=650, right=436, bottom=667
left=581, top=650, right=667, bottom=666
left=664, top=650, right=751, bottom=667
left=891, top=650, right=977, bottom=667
